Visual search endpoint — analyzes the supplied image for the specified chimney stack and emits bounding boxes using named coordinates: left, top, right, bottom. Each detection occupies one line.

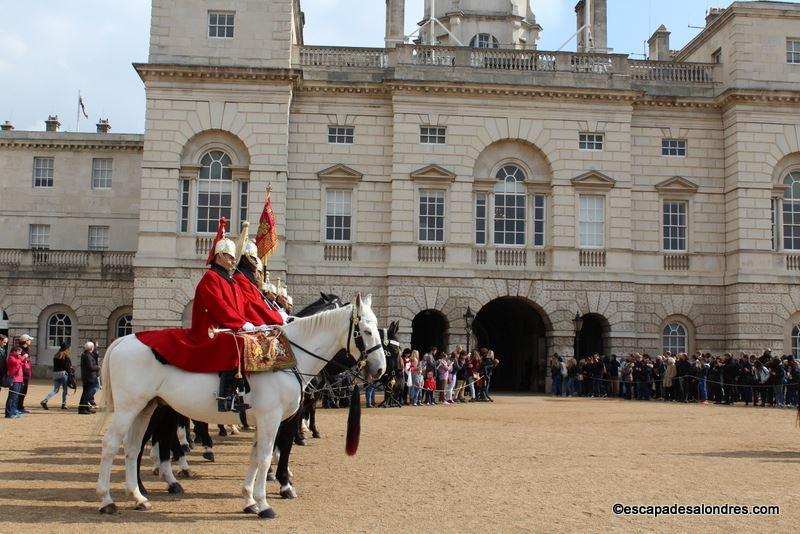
left=648, top=25, right=671, bottom=61
left=706, top=7, right=724, bottom=26
left=385, top=0, right=406, bottom=48
left=45, top=115, right=61, bottom=132
left=0, top=120, right=13, bottom=131
left=96, top=118, right=111, bottom=134
left=575, top=0, right=608, bottom=53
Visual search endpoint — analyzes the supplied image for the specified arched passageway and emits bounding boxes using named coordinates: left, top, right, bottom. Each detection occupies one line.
left=575, top=313, right=609, bottom=359
left=472, top=297, right=549, bottom=392
left=411, top=309, right=449, bottom=355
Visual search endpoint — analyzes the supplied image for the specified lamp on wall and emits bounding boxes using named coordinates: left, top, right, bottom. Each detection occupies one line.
left=463, top=306, right=474, bottom=354
left=573, top=312, right=584, bottom=359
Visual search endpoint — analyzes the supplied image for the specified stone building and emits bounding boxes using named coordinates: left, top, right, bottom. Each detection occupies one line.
left=3, top=0, right=800, bottom=390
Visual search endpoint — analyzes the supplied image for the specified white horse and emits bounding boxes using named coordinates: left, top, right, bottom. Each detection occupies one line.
left=96, top=295, right=386, bottom=519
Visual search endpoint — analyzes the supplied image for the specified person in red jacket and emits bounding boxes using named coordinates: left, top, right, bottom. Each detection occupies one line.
left=5, top=347, right=24, bottom=418
left=137, top=234, right=256, bottom=412
left=233, top=223, right=284, bottom=327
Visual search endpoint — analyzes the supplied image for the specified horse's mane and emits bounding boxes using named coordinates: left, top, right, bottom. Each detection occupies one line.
left=283, top=303, right=353, bottom=340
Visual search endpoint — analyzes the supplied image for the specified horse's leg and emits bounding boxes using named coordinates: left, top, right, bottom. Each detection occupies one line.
left=253, top=415, right=280, bottom=518
left=98, top=403, right=149, bottom=513
left=150, top=441, right=160, bottom=475
left=275, top=413, right=298, bottom=499
left=137, top=414, right=157, bottom=495
left=241, top=441, right=260, bottom=514
left=309, top=399, right=320, bottom=438
left=124, top=402, right=158, bottom=510
left=194, top=421, right=215, bottom=461
left=267, top=446, right=279, bottom=482
left=158, top=410, right=185, bottom=494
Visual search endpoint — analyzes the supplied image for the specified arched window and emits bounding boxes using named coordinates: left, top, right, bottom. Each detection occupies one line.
left=494, top=164, right=527, bottom=246
left=793, top=325, right=800, bottom=357
left=470, top=33, right=499, bottom=49
left=783, top=172, right=800, bottom=250
left=116, top=315, right=133, bottom=339
left=47, top=313, right=72, bottom=348
left=197, top=150, right=233, bottom=233
left=662, top=323, right=687, bottom=355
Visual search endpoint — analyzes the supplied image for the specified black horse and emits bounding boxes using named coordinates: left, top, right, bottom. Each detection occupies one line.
left=136, top=292, right=343, bottom=496
left=377, top=322, right=403, bottom=407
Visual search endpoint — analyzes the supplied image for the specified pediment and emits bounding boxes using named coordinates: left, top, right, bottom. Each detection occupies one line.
left=317, top=164, right=363, bottom=184
left=655, top=176, right=699, bottom=194
left=570, top=171, right=616, bottom=190
left=410, top=164, right=456, bottom=183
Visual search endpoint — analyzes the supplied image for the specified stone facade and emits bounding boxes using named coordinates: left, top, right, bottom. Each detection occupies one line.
left=3, top=0, right=800, bottom=390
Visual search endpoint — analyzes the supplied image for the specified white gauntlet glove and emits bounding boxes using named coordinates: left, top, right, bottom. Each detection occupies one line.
left=242, top=322, right=256, bottom=332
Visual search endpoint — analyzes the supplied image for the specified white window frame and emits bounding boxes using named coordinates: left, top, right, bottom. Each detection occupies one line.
left=324, top=189, right=353, bottom=243
left=420, top=126, right=446, bottom=145
left=29, top=224, right=50, bottom=250
left=418, top=189, right=446, bottom=243
left=33, top=157, right=54, bottom=188
left=475, top=192, right=488, bottom=246
left=88, top=226, right=110, bottom=251
left=787, top=38, right=800, bottom=64
left=662, top=323, right=688, bottom=355
left=793, top=325, right=800, bottom=357
left=208, top=11, right=235, bottom=39
left=493, top=164, right=527, bottom=247
left=91, top=158, right=113, bottom=189
left=196, top=150, right=233, bottom=234
left=328, top=126, right=354, bottom=144
left=180, top=179, right=191, bottom=233
left=116, top=315, right=133, bottom=339
left=532, top=194, right=546, bottom=248
left=662, top=200, right=688, bottom=252
left=783, top=171, right=800, bottom=251
left=47, top=313, right=72, bottom=349
left=470, top=33, right=499, bottom=49
left=578, top=195, right=605, bottom=249
left=662, top=139, right=687, bottom=157
left=579, top=133, right=604, bottom=151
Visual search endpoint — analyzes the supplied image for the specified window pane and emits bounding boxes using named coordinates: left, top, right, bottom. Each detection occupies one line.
left=419, top=190, right=445, bottom=243
left=196, top=151, right=233, bottom=233
left=494, top=165, right=526, bottom=246
left=325, top=189, right=352, bottom=242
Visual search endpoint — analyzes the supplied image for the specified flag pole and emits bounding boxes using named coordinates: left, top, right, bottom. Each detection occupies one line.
left=76, top=90, right=81, bottom=131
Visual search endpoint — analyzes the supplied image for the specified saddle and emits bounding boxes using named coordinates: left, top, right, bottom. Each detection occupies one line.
left=239, top=329, right=296, bottom=373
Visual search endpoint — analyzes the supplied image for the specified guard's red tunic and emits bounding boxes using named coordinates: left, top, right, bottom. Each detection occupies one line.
left=136, top=265, right=249, bottom=373
left=233, top=272, right=285, bottom=326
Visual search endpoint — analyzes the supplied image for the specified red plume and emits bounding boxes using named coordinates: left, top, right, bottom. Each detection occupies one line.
left=205, top=217, right=228, bottom=265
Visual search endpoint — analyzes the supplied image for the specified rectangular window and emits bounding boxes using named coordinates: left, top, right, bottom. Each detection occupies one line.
left=787, top=39, right=800, bottom=64
left=325, top=189, right=352, bottom=242
left=579, top=195, right=604, bottom=248
left=180, top=179, right=190, bottom=233
left=475, top=193, right=487, bottom=245
left=418, top=190, right=445, bottom=243
left=420, top=126, right=446, bottom=144
left=239, top=181, right=249, bottom=226
left=662, top=139, right=687, bottom=157
left=29, top=224, right=50, bottom=249
left=663, top=201, right=688, bottom=252
left=533, top=194, right=546, bottom=247
left=328, top=126, right=354, bottom=144
left=772, top=197, right=780, bottom=251
left=784, top=194, right=800, bottom=251
left=712, top=47, right=722, bottom=64
left=91, top=158, right=113, bottom=189
left=33, top=157, right=54, bottom=187
left=579, top=133, right=604, bottom=151
left=88, top=226, right=110, bottom=251
left=208, top=11, right=234, bottom=38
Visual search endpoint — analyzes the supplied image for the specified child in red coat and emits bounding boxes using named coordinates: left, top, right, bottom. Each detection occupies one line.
left=423, top=371, right=436, bottom=406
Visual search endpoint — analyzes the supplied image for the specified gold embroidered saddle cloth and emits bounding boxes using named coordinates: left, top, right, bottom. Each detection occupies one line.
left=239, top=329, right=296, bottom=373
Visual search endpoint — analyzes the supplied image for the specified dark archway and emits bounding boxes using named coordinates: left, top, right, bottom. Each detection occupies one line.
left=575, top=313, right=609, bottom=360
left=473, top=297, right=549, bottom=392
left=0, top=309, right=8, bottom=337
left=411, top=309, right=449, bottom=355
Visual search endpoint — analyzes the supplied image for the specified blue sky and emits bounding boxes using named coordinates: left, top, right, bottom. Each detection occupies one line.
left=2, top=0, right=795, bottom=134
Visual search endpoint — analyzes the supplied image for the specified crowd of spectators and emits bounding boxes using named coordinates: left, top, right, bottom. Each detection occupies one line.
left=364, top=346, right=501, bottom=407
left=549, top=349, right=800, bottom=408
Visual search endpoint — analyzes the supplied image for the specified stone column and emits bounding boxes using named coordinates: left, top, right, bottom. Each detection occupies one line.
left=385, top=0, right=406, bottom=48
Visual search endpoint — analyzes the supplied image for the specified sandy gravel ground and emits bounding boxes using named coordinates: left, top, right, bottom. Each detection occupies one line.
left=0, top=380, right=798, bottom=533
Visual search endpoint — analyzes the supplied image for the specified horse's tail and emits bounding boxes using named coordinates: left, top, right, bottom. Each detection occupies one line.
left=101, top=336, right=124, bottom=413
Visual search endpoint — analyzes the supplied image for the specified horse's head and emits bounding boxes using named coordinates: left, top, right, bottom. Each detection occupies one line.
left=296, top=292, right=343, bottom=318
left=381, top=321, right=402, bottom=370
left=354, top=294, right=386, bottom=380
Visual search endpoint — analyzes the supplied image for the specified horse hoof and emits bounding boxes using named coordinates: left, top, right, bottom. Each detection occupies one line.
left=312, top=432, right=321, bottom=439
left=178, top=469, right=194, bottom=479
left=168, top=482, right=184, bottom=494
left=258, top=508, right=277, bottom=519
left=243, top=505, right=259, bottom=515
left=294, top=438, right=306, bottom=446
left=134, top=500, right=152, bottom=511
left=202, top=452, right=215, bottom=462
left=280, top=486, right=298, bottom=499
left=99, top=503, right=118, bottom=515
left=267, top=472, right=276, bottom=482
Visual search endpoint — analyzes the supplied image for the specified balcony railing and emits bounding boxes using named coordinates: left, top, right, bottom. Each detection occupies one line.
left=0, top=249, right=134, bottom=275
left=299, top=46, right=388, bottom=68
left=495, top=248, right=527, bottom=267
left=418, top=245, right=446, bottom=263
left=787, top=255, right=800, bottom=271
left=580, top=249, right=606, bottom=268
left=629, top=60, right=715, bottom=83
left=324, top=244, right=352, bottom=262
left=664, top=253, right=690, bottom=271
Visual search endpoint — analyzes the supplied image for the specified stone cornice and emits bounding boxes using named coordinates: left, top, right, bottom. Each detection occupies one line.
left=386, top=80, right=640, bottom=102
left=0, top=138, right=143, bottom=151
left=134, top=63, right=301, bottom=84
left=717, top=88, right=800, bottom=107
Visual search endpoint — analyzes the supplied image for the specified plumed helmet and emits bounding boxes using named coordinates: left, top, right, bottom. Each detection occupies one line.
left=264, top=283, right=277, bottom=294
left=243, top=240, right=259, bottom=262
left=215, top=237, right=237, bottom=258
left=286, top=296, right=293, bottom=306
left=278, top=286, right=288, bottom=298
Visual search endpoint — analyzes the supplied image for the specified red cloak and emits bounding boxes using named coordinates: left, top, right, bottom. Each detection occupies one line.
left=136, top=266, right=249, bottom=373
left=233, top=272, right=285, bottom=327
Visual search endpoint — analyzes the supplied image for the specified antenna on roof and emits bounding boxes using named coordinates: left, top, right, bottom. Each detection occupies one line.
left=404, top=0, right=464, bottom=46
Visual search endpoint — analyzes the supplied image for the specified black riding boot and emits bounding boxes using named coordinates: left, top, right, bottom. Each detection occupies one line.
left=218, top=371, right=249, bottom=413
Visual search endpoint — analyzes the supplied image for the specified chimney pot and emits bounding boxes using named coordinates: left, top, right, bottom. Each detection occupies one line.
left=96, top=118, right=111, bottom=134
left=45, top=115, right=61, bottom=132
left=648, top=25, right=671, bottom=61
left=706, top=7, right=724, bottom=26
left=0, top=120, right=13, bottom=131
